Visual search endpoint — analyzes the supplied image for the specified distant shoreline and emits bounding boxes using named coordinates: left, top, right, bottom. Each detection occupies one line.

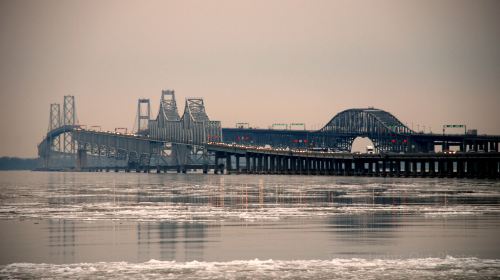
left=0, top=157, right=40, bottom=170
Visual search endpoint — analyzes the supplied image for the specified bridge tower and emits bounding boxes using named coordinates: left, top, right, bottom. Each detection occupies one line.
left=137, top=98, right=151, bottom=135
left=160, top=90, right=180, bottom=121
left=63, top=95, right=76, bottom=153
left=48, top=103, right=61, bottom=151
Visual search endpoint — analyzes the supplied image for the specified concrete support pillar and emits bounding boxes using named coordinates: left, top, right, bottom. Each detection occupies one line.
left=395, top=160, right=401, bottom=176
left=345, top=160, right=352, bottom=176
left=263, top=155, right=268, bottom=173
left=466, top=160, right=475, bottom=178
left=245, top=155, right=250, bottom=173
left=446, top=160, right=453, bottom=177
left=438, top=160, right=445, bottom=177
left=281, top=156, right=286, bottom=174
left=257, top=156, right=263, bottom=173
left=477, top=159, right=485, bottom=178
left=226, top=154, right=232, bottom=174
left=496, top=160, right=500, bottom=179
left=276, top=156, right=280, bottom=173
left=235, top=156, right=240, bottom=173
left=488, top=159, right=497, bottom=179
left=269, top=156, right=275, bottom=173
left=420, top=162, right=426, bottom=177
left=214, top=156, right=219, bottom=174
left=457, top=160, right=464, bottom=178
left=252, top=156, right=257, bottom=173
left=429, top=161, right=435, bottom=177
left=406, top=161, right=412, bottom=176
left=353, top=159, right=359, bottom=176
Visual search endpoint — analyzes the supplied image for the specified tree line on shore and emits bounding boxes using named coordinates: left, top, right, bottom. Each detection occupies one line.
left=0, top=157, right=40, bottom=170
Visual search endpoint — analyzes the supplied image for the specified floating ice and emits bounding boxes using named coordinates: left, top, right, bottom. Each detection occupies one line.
left=1, top=257, right=499, bottom=280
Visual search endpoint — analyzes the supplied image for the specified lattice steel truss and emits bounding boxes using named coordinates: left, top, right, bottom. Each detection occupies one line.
left=160, top=90, right=180, bottom=122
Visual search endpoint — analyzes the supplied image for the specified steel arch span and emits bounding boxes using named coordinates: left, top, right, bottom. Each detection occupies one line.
left=320, top=108, right=413, bottom=135
left=222, top=107, right=418, bottom=152
left=318, top=108, right=414, bottom=152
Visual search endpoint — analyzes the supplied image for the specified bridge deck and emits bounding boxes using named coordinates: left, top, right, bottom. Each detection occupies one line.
left=208, top=143, right=500, bottom=179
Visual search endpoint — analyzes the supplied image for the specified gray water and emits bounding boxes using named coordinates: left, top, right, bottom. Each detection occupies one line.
left=0, top=171, right=499, bottom=279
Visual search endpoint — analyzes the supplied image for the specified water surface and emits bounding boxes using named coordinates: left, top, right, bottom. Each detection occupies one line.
left=1, top=171, right=499, bottom=279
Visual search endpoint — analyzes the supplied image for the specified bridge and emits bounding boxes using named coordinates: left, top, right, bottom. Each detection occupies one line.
left=37, top=90, right=500, bottom=178
left=222, top=108, right=499, bottom=153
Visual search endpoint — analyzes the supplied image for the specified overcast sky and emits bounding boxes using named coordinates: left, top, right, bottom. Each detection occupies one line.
left=1, top=0, right=499, bottom=157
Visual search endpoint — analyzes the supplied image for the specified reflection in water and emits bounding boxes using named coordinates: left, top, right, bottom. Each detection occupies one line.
left=137, top=222, right=208, bottom=261
left=48, top=220, right=75, bottom=263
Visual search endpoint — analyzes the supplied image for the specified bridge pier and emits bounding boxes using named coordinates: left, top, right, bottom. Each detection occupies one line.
left=269, top=155, right=275, bottom=174
left=225, top=154, right=232, bottom=174
left=214, top=156, right=219, bottom=174
left=206, top=144, right=499, bottom=179
left=429, top=161, right=436, bottom=177
left=235, top=155, right=240, bottom=173
left=395, top=160, right=401, bottom=177
left=457, top=160, right=464, bottom=178
left=245, top=155, right=250, bottom=173
left=263, top=155, right=269, bottom=174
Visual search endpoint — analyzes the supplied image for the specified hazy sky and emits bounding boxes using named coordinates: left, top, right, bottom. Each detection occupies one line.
left=1, top=0, right=499, bottom=157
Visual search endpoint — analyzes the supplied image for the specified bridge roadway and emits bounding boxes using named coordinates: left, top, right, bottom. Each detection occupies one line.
left=207, top=142, right=500, bottom=179
left=38, top=126, right=500, bottom=179
left=222, top=128, right=500, bottom=153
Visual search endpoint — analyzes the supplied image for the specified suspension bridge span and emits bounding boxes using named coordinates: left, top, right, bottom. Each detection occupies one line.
left=37, top=90, right=500, bottom=178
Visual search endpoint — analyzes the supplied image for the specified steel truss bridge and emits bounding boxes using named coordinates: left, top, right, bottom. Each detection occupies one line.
left=38, top=90, right=500, bottom=177
left=38, top=91, right=221, bottom=172
left=223, top=108, right=500, bottom=153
